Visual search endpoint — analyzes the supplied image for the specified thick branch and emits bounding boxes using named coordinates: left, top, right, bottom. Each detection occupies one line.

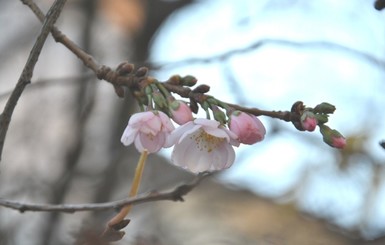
left=0, top=0, right=67, bottom=161
left=0, top=173, right=208, bottom=213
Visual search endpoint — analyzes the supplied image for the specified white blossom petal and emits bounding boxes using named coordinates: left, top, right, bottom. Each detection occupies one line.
left=194, top=118, right=219, bottom=128
left=121, top=127, right=137, bottom=146
left=129, top=111, right=154, bottom=126
left=121, top=110, right=174, bottom=153
left=170, top=121, right=237, bottom=173
left=164, top=121, right=195, bottom=147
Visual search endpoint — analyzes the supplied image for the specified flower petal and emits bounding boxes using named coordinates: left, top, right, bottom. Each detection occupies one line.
left=121, top=127, right=137, bottom=146
left=202, top=126, right=230, bottom=140
left=170, top=128, right=236, bottom=173
left=194, top=118, right=220, bottom=128
left=164, top=121, right=196, bottom=147
left=129, top=111, right=154, bottom=126
left=158, top=111, right=176, bottom=132
left=137, top=132, right=165, bottom=153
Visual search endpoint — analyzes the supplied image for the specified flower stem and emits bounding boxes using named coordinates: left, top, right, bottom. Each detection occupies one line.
left=107, top=150, right=148, bottom=227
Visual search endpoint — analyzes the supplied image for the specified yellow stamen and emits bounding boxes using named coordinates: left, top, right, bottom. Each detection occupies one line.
left=194, top=130, right=225, bottom=153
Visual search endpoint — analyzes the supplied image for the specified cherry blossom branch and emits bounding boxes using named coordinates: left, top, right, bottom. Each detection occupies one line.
left=0, top=172, right=209, bottom=213
left=21, top=0, right=345, bottom=149
left=0, top=0, right=67, bottom=161
left=21, top=0, right=141, bottom=94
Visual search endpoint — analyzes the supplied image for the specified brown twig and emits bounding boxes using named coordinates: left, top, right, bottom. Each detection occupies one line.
left=21, top=0, right=100, bottom=73
left=0, top=172, right=209, bottom=213
left=0, top=0, right=67, bottom=161
left=19, top=0, right=325, bottom=129
left=21, top=0, right=140, bottom=90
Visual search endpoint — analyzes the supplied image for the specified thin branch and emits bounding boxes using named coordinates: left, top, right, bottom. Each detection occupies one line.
left=0, top=74, right=94, bottom=101
left=0, top=173, right=209, bottom=213
left=147, top=39, right=385, bottom=71
left=0, top=0, right=67, bottom=161
left=21, top=0, right=100, bottom=73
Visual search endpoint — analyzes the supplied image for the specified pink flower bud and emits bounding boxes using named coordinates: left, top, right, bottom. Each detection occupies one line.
left=169, top=100, right=194, bottom=125
left=331, top=136, right=346, bottom=149
left=319, top=125, right=346, bottom=149
left=229, top=111, right=266, bottom=145
left=301, top=111, right=317, bottom=131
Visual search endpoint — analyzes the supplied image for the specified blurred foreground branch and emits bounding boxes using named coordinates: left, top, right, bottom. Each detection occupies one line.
left=0, top=173, right=208, bottom=213
left=0, top=0, right=67, bottom=161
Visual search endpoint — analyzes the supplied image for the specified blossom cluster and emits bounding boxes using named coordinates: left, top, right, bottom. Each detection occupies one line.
left=119, top=75, right=345, bottom=174
left=121, top=101, right=266, bottom=173
left=294, top=102, right=346, bottom=149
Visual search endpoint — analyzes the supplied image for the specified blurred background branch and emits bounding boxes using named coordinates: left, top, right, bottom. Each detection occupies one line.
left=0, top=1, right=384, bottom=245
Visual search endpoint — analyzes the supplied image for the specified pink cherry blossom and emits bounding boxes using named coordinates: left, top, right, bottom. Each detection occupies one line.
left=229, top=111, right=266, bottom=145
left=121, top=110, right=175, bottom=153
left=165, top=118, right=240, bottom=173
left=169, top=100, right=194, bottom=125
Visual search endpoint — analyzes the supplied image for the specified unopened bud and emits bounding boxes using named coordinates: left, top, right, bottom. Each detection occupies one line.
left=319, top=125, right=346, bottom=149
left=110, top=219, right=130, bottom=231
left=375, top=0, right=385, bottom=10
left=193, top=84, right=210, bottom=94
left=144, top=85, right=153, bottom=96
left=181, top=75, right=197, bottom=86
left=229, top=111, right=266, bottom=145
left=135, top=67, right=148, bottom=77
left=314, top=102, right=336, bottom=114
left=117, top=62, right=134, bottom=75
left=212, top=105, right=227, bottom=125
left=300, top=111, right=317, bottom=131
left=314, top=114, right=329, bottom=124
left=168, top=75, right=182, bottom=85
left=169, top=100, right=193, bottom=125
left=152, top=91, right=167, bottom=109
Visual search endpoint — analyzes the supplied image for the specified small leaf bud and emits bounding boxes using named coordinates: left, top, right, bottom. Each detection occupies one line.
left=181, top=75, right=197, bottom=86
left=135, top=67, right=148, bottom=77
left=193, top=84, right=210, bottom=94
left=314, top=102, right=336, bottom=114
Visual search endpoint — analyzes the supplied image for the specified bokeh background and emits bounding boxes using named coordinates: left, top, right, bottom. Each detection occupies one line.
left=0, top=0, right=385, bottom=244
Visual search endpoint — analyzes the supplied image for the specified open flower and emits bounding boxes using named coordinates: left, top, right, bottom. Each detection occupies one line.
left=229, top=111, right=266, bottom=144
left=165, top=118, right=239, bottom=173
left=121, top=110, right=175, bottom=153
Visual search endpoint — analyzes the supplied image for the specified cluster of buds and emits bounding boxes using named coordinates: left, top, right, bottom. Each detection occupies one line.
left=117, top=67, right=345, bottom=173
left=120, top=75, right=266, bottom=173
left=291, top=101, right=346, bottom=149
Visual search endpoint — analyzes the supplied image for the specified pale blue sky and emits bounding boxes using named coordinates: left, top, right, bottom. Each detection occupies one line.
left=150, top=0, right=385, bottom=239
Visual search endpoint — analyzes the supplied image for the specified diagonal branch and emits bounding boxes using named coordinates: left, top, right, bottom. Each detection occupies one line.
left=21, top=0, right=100, bottom=72
left=0, top=0, right=67, bottom=161
left=147, top=39, right=385, bottom=71
left=0, top=172, right=209, bottom=213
